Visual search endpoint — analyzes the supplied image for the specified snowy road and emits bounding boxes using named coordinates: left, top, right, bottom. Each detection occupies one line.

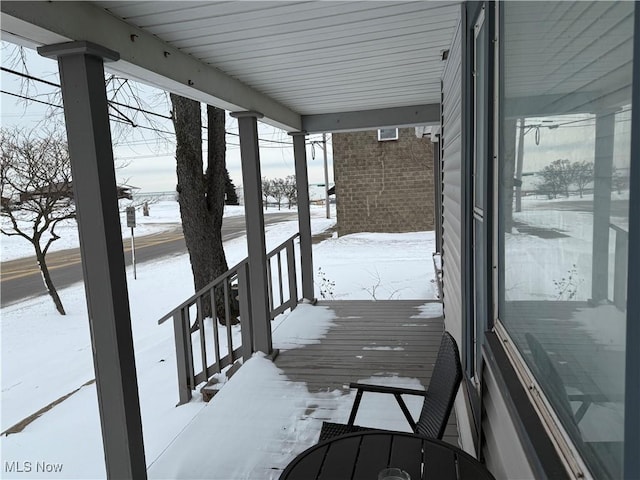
left=0, top=211, right=296, bottom=306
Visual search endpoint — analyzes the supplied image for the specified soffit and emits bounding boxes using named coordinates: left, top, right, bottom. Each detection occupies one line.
left=503, top=1, right=633, bottom=114
left=93, top=1, right=460, bottom=116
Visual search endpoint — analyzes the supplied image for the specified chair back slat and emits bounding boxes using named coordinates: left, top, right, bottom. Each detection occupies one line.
left=416, top=331, right=462, bottom=439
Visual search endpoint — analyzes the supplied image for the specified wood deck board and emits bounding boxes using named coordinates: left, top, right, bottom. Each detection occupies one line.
left=273, top=300, right=459, bottom=447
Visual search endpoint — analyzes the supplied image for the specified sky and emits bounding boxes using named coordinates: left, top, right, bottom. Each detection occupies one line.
left=0, top=41, right=334, bottom=193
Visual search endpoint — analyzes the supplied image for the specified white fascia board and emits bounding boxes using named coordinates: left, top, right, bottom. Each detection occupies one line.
left=301, top=104, right=440, bottom=134
left=0, top=1, right=301, bottom=131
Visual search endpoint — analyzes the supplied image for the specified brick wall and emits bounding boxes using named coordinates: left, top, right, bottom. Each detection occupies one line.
left=332, top=128, right=435, bottom=236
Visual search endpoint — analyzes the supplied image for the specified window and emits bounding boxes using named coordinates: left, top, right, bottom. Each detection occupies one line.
left=472, top=6, right=488, bottom=380
left=498, top=2, right=633, bottom=478
left=378, top=128, right=398, bottom=141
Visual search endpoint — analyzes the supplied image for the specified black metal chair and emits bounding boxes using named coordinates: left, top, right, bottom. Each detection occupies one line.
left=524, top=333, right=591, bottom=428
left=319, top=331, right=462, bottom=442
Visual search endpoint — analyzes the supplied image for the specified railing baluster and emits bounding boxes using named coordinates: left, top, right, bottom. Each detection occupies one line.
left=225, top=313, right=233, bottom=365
left=159, top=234, right=300, bottom=401
left=613, top=228, right=628, bottom=310
left=277, top=251, right=284, bottom=306
left=196, top=295, right=207, bottom=383
left=223, top=280, right=231, bottom=327
left=184, top=307, right=195, bottom=391
left=287, top=240, right=298, bottom=309
left=210, top=288, right=221, bottom=371
left=237, top=262, right=253, bottom=360
left=223, top=281, right=234, bottom=360
left=266, top=259, right=274, bottom=314
left=173, top=309, right=192, bottom=405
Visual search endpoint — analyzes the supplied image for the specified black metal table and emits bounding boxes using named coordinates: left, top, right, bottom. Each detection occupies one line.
left=280, top=431, right=495, bottom=480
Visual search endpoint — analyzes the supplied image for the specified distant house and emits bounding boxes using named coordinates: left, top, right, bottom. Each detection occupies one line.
left=331, top=127, right=435, bottom=236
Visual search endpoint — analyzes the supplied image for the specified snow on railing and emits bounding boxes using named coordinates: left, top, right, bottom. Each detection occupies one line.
left=158, top=233, right=301, bottom=405
left=432, top=252, right=443, bottom=301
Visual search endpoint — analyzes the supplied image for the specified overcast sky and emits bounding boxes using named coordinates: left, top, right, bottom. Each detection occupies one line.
left=1, top=41, right=334, bottom=193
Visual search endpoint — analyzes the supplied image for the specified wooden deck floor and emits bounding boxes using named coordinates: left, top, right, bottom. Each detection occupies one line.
left=273, top=299, right=459, bottom=446
left=148, top=299, right=460, bottom=479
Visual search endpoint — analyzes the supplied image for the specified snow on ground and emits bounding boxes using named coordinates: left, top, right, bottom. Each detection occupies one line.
left=1, top=203, right=437, bottom=479
left=504, top=195, right=627, bottom=349
left=1, top=191, right=629, bottom=478
left=0, top=205, right=330, bottom=433
left=148, top=301, right=439, bottom=479
left=314, top=231, right=437, bottom=300
left=0, top=201, right=246, bottom=262
left=506, top=194, right=626, bottom=303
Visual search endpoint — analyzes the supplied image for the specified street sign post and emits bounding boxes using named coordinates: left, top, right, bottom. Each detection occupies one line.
left=126, top=206, right=137, bottom=279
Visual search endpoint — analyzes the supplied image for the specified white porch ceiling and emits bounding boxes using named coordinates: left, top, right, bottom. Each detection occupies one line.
left=1, top=1, right=461, bottom=131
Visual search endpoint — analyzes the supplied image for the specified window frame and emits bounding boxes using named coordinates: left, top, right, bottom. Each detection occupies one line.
left=377, top=128, right=399, bottom=141
left=490, top=2, right=638, bottom=478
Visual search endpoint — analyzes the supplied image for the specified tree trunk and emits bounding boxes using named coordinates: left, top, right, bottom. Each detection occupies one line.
left=206, top=105, right=237, bottom=324
left=35, top=246, right=66, bottom=315
left=171, top=94, right=237, bottom=325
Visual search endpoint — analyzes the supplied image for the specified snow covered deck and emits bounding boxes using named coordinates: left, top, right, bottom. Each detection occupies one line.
left=147, top=299, right=457, bottom=479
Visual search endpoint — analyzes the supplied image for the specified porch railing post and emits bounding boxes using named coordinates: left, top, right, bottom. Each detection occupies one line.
left=237, top=263, right=254, bottom=360
left=613, top=227, right=628, bottom=310
left=592, top=110, right=615, bottom=303
left=287, top=239, right=298, bottom=310
left=38, top=41, right=146, bottom=479
left=290, top=131, right=315, bottom=301
left=231, top=110, right=273, bottom=355
left=173, top=310, right=193, bottom=405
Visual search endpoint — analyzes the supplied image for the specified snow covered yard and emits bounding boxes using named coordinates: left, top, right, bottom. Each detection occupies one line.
left=0, top=201, right=246, bottom=262
left=1, top=203, right=439, bottom=479
left=506, top=193, right=628, bottom=303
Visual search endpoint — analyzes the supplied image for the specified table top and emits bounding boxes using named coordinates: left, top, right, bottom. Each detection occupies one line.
left=280, top=431, right=495, bottom=480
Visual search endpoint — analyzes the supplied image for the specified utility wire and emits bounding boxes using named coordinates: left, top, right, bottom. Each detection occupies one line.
left=2, top=67, right=295, bottom=146
left=1, top=66, right=59, bottom=88
left=1, top=89, right=62, bottom=109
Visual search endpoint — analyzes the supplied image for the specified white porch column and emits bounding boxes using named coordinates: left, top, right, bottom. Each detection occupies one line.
left=591, top=110, right=616, bottom=303
left=290, top=132, right=315, bottom=301
left=38, top=41, right=146, bottom=479
left=230, top=111, right=273, bottom=355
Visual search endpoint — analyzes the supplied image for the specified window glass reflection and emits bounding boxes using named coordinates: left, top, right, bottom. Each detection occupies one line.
left=499, top=3, right=632, bottom=478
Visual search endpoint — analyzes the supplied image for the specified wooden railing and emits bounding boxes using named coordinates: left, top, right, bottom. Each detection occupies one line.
left=266, top=233, right=300, bottom=318
left=158, top=233, right=301, bottom=405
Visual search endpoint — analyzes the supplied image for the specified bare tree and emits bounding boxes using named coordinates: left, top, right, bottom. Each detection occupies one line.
left=271, top=177, right=287, bottom=210
left=0, top=127, right=74, bottom=314
left=284, top=175, right=297, bottom=209
left=570, top=161, right=594, bottom=198
left=261, top=177, right=273, bottom=209
left=537, top=159, right=573, bottom=199
left=171, top=94, right=236, bottom=325
left=612, top=166, right=629, bottom=194
left=5, top=45, right=236, bottom=322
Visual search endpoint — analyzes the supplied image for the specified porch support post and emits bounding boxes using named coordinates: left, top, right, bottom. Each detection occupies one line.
left=38, top=41, right=146, bottom=480
left=591, top=110, right=615, bottom=303
left=624, top=6, right=640, bottom=477
left=290, top=131, right=315, bottom=301
left=230, top=111, right=273, bottom=355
